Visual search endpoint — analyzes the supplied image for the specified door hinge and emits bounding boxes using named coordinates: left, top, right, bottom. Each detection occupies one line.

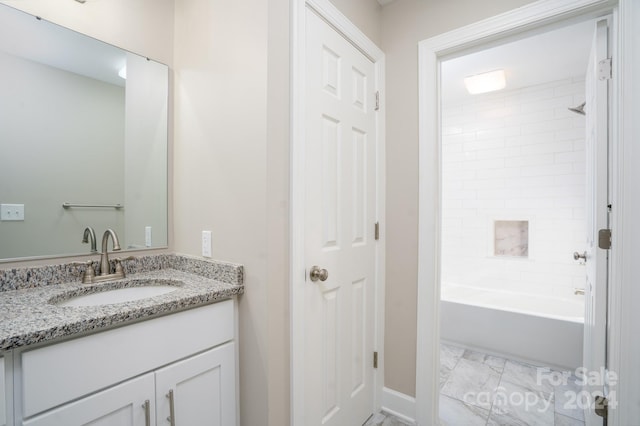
left=373, top=351, right=378, bottom=369
left=598, top=229, right=612, bottom=249
left=375, top=91, right=380, bottom=111
left=598, top=58, right=612, bottom=80
left=374, top=222, right=380, bottom=241
left=595, top=395, right=608, bottom=419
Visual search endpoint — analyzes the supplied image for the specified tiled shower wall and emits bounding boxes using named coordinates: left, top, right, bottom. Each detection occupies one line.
left=441, top=77, right=586, bottom=301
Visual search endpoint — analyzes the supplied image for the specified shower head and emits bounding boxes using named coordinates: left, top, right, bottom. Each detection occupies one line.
left=568, top=101, right=586, bottom=116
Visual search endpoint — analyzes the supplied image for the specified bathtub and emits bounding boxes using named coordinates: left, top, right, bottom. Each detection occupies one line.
left=440, top=284, right=584, bottom=370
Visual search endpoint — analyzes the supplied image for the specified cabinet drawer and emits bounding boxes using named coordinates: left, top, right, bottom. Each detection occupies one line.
left=22, top=299, right=234, bottom=418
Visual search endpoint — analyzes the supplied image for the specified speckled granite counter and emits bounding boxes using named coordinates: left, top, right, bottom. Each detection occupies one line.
left=0, top=254, right=243, bottom=351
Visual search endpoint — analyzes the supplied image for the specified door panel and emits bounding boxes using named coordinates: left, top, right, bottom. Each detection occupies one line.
left=583, top=18, right=609, bottom=426
left=305, top=7, right=377, bottom=426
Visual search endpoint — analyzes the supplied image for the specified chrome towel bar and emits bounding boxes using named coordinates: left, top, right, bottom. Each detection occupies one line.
left=62, top=202, right=123, bottom=209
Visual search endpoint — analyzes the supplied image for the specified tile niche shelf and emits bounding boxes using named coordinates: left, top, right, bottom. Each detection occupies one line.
left=494, top=220, right=529, bottom=257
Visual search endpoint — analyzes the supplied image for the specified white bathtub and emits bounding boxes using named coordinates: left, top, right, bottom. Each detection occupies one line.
left=440, top=284, right=584, bottom=370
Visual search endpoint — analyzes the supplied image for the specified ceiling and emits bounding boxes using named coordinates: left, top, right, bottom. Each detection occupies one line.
left=376, top=0, right=397, bottom=6
left=441, top=19, right=595, bottom=102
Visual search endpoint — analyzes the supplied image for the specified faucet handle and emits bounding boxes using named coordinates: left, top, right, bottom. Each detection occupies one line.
left=70, top=260, right=96, bottom=283
left=113, top=256, right=136, bottom=274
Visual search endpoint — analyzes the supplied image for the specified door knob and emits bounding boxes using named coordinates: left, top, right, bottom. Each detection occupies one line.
left=309, top=265, right=329, bottom=282
left=573, top=251, right=587, bottom=261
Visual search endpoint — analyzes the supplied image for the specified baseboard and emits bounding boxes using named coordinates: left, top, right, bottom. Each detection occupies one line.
left=381, top=387, right=416, bottom=424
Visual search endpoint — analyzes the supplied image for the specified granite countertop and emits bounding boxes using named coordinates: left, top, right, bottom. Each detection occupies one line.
left=0, top=254, right=244, bottom=351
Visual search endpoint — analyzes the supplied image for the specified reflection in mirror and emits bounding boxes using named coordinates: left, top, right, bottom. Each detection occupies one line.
left=0, top=4, right=168, bottom=261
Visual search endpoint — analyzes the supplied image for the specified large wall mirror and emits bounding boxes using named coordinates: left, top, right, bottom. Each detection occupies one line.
left=0, top=4, right=168, bottom=261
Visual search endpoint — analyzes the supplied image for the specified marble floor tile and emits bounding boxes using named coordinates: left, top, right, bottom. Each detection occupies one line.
left=488, top=379, right=555, bottom=426
left=441, top=344, right=465, bottom=370
left=440, top=344, right=465, bottom=389
left=380, top=417, right=412, bottom=426
left=462, top=349, right=506, bottom=374
left=486, top=411, right=530, bottom=426
left=440, top=364, right=452, bottom=389
left=363, top=411, right=412, bottom=426
left=439, top=394, right=489, bottom=426
left=363, top=413, right=387, bottom=425
left=501, top=360, right=554, bottom=396
left=440, top=358, right=501, bottom=409
left=555, top=412, right=586, bottom=426
left=554, top=375, right=585, bottom=421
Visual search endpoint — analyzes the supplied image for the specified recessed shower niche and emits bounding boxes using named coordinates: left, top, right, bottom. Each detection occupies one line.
left=493, top=220, right=529, bottom=257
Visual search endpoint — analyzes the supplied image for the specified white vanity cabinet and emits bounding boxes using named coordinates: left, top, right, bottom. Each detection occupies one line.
left=0, top=356, right=6, bottom=426
left=155, top=343, right=236, bottom=426
left=16, top=299, right=238, bottom=426
left=23, top=373, right=156, bottom=426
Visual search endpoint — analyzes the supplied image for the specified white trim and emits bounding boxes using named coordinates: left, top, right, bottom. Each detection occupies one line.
left=290, top=0, right=386, bottom=424
left=417, top=0, right=623, bottom=424
left=380, top=387, right=416, bottom=425
left=607, top=1, right=640, bottom=425
left=374, top=56, right=387, bottom=415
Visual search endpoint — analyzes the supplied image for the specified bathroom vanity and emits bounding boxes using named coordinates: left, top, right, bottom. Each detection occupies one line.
left=0, top=254, right=243, bottom=426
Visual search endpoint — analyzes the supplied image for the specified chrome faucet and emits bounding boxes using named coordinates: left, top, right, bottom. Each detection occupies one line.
left=100, top=228, right=121, bottom=276
left=75, top=228, right=133, bottom=284
left=81, top=227, right=97, bottom=253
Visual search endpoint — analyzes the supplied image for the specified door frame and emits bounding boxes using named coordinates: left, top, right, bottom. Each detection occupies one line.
left=290, top=0, right=386, bottom=424
left=416, top=0, right=640, bottom=424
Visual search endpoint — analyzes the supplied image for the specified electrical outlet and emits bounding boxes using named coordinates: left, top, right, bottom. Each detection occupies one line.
left=145, top=226, right=152, bottom=247
left=202, top=230, right=212, bottom=258
left=1, top=204, right=25, bottom=221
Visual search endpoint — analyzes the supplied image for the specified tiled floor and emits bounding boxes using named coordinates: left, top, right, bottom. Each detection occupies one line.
left=364, top=412, right=413, bottom=426
left=440, top=343, right=585, bottom=425
left=367, top=343, right=586, bottom=426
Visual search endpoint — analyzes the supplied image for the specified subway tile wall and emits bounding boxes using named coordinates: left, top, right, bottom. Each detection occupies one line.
left=441, top=77, right=586, bottom=301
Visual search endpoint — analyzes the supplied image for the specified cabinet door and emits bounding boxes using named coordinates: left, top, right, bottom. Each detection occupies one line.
left=23, top=373, right=155, bottom=426
left=155, top=343, right=236, bottom=426
left=0, top=357, right=5, bottom=426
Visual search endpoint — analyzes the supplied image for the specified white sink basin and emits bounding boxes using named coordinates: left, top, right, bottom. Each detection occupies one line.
left=55, top=281, right=181, bottom=307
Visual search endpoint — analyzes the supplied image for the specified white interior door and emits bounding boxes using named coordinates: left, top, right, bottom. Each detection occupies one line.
left=304, top=7, right=378, bottom=426
left=583, top=18, right=610, bottom=426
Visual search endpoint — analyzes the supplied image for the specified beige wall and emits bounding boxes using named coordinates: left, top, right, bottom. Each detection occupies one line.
left=266, top=0, right=291, bottom=424
left=329, top=0, right=382, bottom=46
left=380, top=0, right=537, bottom=397
left=172, top=2, right=270, bottom=426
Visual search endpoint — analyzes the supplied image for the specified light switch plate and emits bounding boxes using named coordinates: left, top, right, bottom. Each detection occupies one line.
left=202, top=230, right=212, bottom=258
left=1, top=204, right=25, bottom=221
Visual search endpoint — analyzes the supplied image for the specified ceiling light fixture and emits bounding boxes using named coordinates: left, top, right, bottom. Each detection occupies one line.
left=463, top=69, right=506, bottom=95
